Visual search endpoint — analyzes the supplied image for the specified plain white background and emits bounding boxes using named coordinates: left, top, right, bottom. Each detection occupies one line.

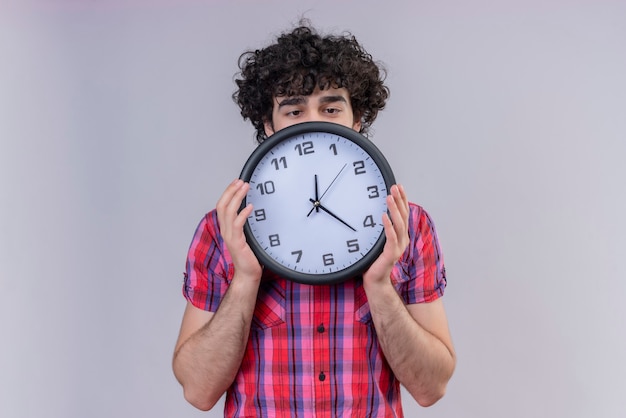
left=1, top=0, right=625, bottom=417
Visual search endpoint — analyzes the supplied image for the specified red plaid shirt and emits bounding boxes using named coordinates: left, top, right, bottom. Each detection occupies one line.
left=183, top=203, right=447, bottom=417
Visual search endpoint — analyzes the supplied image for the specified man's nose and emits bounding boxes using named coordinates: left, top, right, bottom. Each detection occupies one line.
left=301, top=112, right=324, bottom=123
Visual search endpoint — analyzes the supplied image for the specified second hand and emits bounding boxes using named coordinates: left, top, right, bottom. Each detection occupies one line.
left=319, top=163, right=347, bottom=200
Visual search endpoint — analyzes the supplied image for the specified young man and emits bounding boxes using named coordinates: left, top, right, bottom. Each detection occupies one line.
left=173, top=23, right=456, bottom=417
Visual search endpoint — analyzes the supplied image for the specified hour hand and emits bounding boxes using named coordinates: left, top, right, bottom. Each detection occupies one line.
left=314, top=174, right=320, bottom=202
left=307, top=175, right=321, bottom=217
left=309, top=199, right=356, bottom=232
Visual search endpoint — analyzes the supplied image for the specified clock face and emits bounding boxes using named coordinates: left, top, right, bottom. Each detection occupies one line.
left=239, top=121, right=396, bottom=284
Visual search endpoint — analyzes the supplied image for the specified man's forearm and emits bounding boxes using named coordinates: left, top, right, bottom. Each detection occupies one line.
left=363, top=280, right=455, bottom=407
left=173, top=277, right=260, bottom=410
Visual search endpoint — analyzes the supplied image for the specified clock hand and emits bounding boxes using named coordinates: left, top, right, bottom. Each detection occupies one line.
left=309, top=198, right=357, bottom=232
left=315, top=173, right=320, bottom=201
left=319, top=163, right=347, bottom=201
left=308, top=164, right=348, bottom=217
left=307, top=174, right=321, bottom=217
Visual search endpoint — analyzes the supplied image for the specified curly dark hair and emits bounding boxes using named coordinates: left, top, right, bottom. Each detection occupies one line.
left=233, top=23, right=390, bottom=143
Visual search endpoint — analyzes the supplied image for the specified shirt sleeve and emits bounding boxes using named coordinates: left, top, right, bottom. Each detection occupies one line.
left=392, top=203, right=447, bottom=304
left=182, top=210, right=233, bottom=312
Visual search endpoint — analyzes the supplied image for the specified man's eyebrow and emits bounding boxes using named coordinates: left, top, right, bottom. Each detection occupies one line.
left=277, top=96, right=306, bottom=108
left=276, top=95, right=349, bottom=108
left=319, top=95, right=348, bottom=105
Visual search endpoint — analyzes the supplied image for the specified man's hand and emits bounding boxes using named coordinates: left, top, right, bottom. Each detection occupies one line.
left=174, top=180, right=264, bottom=411
left=216, top=179, right=263, bottom=282
left=360, top=184, right=455, bottom=406
left=363, top=184, right=410, bottom=285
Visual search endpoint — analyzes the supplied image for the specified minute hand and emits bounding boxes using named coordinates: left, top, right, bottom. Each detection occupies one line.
left=309, top=199, right=356, bottom=231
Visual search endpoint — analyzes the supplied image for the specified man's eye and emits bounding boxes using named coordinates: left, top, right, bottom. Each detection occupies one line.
left=288, top=110, right=302, bottom=116
left=325, top=108, right=340, bottom=114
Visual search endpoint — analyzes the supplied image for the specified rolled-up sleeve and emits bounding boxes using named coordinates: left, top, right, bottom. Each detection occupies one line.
left=392, top=204, right=447, bottom=304
left=182, top=210, right=234, bottom=312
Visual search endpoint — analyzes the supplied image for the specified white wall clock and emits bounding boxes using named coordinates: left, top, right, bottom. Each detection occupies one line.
left=239, top=121, right=396, bottom=284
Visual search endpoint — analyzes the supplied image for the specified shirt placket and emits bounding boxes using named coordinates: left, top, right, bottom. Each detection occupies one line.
left=313, top=284, right=332, bottom=417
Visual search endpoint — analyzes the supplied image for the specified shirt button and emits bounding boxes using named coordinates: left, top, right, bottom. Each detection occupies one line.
left=318, top=372, right=326, bottom=382
left=317, top=324, right=325, bottom=333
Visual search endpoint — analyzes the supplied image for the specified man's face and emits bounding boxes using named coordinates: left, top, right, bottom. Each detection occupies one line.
left=264, top=87, right=362, bottom=136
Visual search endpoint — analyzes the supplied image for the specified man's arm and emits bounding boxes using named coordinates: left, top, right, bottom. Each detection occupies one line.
left=172, top=179, right=263, bottom=411
left=172, top=275, right=260, bottom=410
left=363, top=282, right=455, bottom=406
left=363, top=184, right=456, bottom=406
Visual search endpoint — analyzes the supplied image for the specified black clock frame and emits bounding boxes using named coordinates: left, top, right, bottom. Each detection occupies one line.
left=239, top=121, right=396, bottom=285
